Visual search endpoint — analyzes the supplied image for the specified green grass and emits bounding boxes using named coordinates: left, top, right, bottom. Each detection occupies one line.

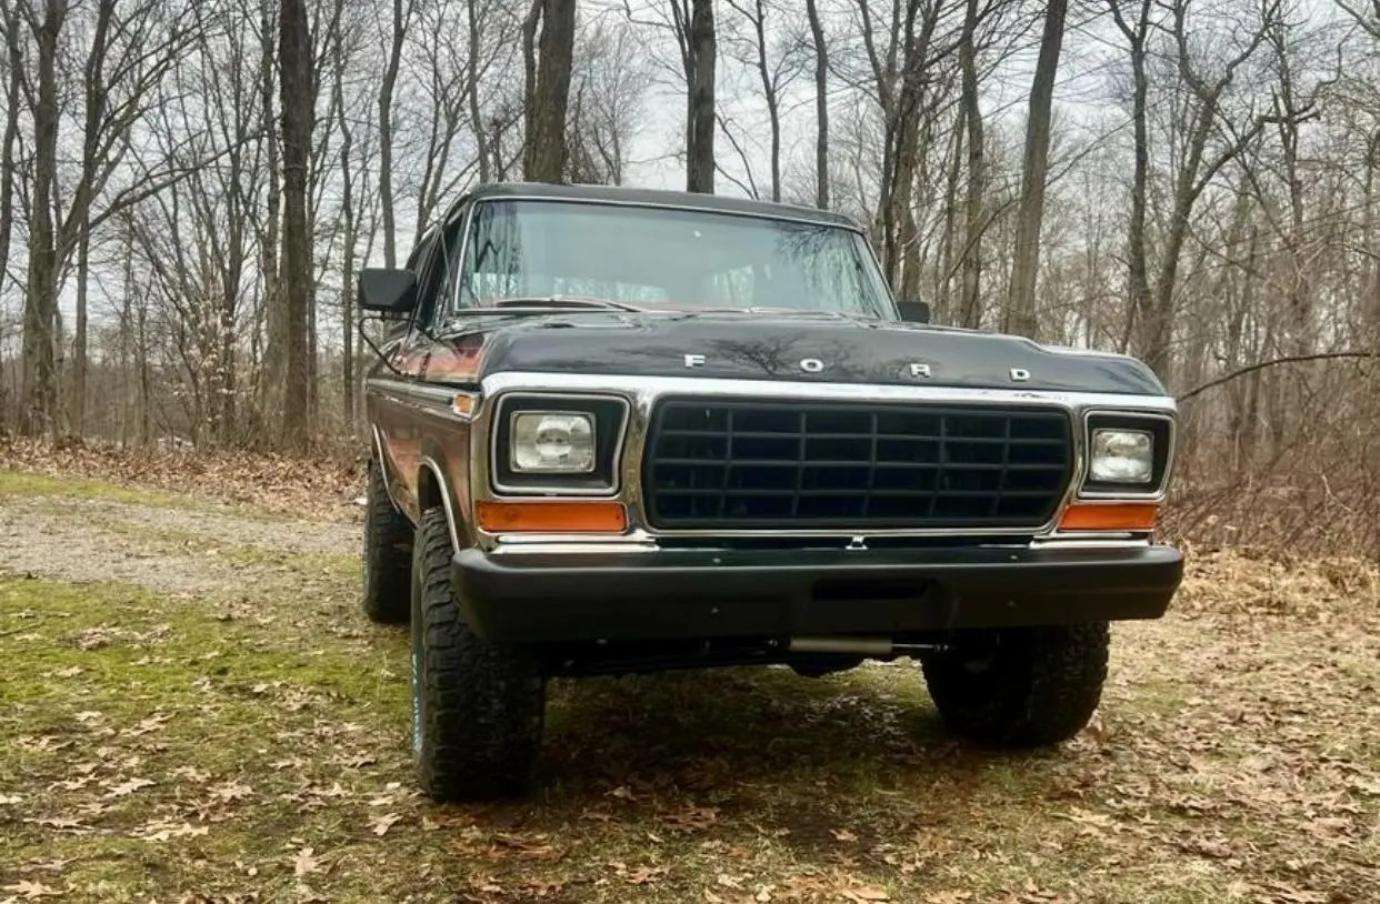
left=2, top=491, right=1378, bottom=901
left=0, top=470, right=191, bottom=508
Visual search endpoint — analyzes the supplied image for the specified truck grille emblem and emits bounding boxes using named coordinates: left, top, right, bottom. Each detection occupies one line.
left=800, top=358, right=825, bottom=373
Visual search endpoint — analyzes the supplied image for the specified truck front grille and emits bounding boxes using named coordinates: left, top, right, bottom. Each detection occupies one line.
left=643, top=399, right=1072, bottom=530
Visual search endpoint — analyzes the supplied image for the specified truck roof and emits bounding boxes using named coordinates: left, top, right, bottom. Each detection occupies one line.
left=459, top=182, right=861, bottom=231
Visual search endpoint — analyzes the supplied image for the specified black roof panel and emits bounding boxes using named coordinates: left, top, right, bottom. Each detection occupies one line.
left=459, top=182, right=860, bottom=230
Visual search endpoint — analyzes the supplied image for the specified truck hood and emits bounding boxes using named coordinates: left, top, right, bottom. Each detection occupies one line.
left=444, top=312, right=1165, bottom=396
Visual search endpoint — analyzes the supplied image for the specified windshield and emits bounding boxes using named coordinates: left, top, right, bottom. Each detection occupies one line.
left=451, top=199, right=895, bottom=320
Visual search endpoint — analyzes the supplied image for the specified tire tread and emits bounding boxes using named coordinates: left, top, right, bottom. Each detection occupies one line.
left=411, top=508, right=543, bottom=801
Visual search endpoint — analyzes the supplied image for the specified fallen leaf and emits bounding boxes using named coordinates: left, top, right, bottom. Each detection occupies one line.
left=104, top=777, right=155, bottom=798
left=369, top=812, right=402, bottom=836
left=293, top=846, right=322, bottom=877
left=2, top=880, right=62, bottom=898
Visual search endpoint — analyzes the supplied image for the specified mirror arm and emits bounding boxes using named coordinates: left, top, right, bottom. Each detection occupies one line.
left=357, top=320, right=407, bottom=378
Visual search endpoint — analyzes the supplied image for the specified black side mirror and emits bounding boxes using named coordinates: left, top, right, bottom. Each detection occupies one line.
left=897, top=300, right=931, bottom=324
left=359, top=268, right=418, bottom=315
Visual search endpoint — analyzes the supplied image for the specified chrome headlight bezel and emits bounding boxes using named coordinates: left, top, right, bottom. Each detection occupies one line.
left=1081, top=412, right=1173, bottom=497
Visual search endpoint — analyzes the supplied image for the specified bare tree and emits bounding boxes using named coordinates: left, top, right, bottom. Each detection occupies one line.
left=523, top=0, right=577, bottom=182
left=725, top=0, right=802, bottom=203
left=687, top=0, right=717, bottom=192
left=957, top=0, right=985, bottom=326
left=1006, top=0, right=1068, bottom=339
left=377, top=0, right=414, bottom=268
left=17, top=0, right=67, bottom=436
left=1134, top=0, right=1280, bottom=380
left=804, top=0, right=829, bottom=209
left=568, top=18, right=650, bottom=185
left=1107, top=0, right=1153, bottom=358
left=0, top=0, right=21, bottom=300
left=278, top=0, right=314, bottom=447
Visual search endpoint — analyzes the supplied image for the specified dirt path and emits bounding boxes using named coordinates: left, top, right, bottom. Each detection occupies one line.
left=0, top=491, right=357, bottom=596
left=1, top=470, right=1377, bottom=903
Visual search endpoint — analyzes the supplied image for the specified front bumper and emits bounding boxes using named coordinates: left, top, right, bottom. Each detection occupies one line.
left=453, top=544, right=1184, bottom=643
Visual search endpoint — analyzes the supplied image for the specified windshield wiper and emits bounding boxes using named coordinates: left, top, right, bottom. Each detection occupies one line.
left=489, top=296, right=647, bottom=312
left=675, top=307, right=862, bottom=319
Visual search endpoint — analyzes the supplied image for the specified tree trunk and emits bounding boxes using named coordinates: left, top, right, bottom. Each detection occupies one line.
left=805, top=0, right=829, bottom=209
left=957, top=0, right=985, bottom=328
left=278, top=0, right=314, bottom=450
left=334, top=33, right=358, bottom=430
left=467, top=0, right=492, bottom=183
left=20, top=0, right=67, bottom=437
left=746, top=0, right=780, bottom=201
left=936, top=104, right=966, bottom=322
left=259, top=0, right=282, bottom=422
left=1006, top=0, right=1068, bottom=339
left=523, top=0, right=576, bottom=182
left=0, top=1, right=22, bottom=308
left=379, top=0, right=407, bottom=267
left=72, top=231, right=91, bottom=434
left=686, top=0, right=716, bottom=193
left=1109, top=0, right=1152, bottom=357
left=68, top=0, right=117, bottom=436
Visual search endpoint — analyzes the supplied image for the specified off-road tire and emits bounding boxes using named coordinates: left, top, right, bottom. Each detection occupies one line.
left=361, top=458, right=412, bottom=624
left=921, top=623, right=1109, bottom=747
left=410, top=508, right=545, bottom=801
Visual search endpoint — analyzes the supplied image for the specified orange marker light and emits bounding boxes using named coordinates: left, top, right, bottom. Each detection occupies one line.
left=477, top=500, right=627, bottom=533
left=1059, top=502, right=1159, bottom=532
left=450, top=392, right=476, bottom=417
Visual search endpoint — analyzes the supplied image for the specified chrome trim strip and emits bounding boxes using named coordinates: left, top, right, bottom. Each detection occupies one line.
left=420, top=455, right=464, bottom=552
left=368, top=424, right=408, bottom=516
left=488, top=392, right=631, bottom=496
left=480, top=372, right=1179, bottom=412
left=366, top=377, right=478, bottom=419
left=488, top=538, right=660, bottom=555
left=1030, top=538, right=1151, bottom=549
left=466, top=372, right=1177, bottom=551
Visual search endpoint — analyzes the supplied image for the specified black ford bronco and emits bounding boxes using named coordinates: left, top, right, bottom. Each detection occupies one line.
left=359, top=183, right=1183, bottom=801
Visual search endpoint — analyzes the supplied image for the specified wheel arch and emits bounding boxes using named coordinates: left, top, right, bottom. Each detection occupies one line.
left=417, top=456, right=467, bottom=553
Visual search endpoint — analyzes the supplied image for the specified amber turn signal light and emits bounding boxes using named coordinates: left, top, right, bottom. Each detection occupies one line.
left=1058, top=502, right=1159, bottom=532
left=477, top=500, right=627, bottom=533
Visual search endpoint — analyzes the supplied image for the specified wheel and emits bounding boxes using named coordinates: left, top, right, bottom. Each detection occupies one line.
left=361, top=458, right=413, bottom=624
left=410, top=507, right=545, bottom=801
left=920, top=623, right=1109, bottom=747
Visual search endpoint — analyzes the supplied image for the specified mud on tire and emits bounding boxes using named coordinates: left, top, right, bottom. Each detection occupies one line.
left=920, top=623, right=1109, bottom=747
left=361, top=458, right=412, bottom=624
left=410, top=508, right=545, bottom=801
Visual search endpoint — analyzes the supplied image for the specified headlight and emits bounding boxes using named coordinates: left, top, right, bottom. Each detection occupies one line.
left=1089, top=428, right=1153, bottom=484
left=510, top=411, right=595, bottom=473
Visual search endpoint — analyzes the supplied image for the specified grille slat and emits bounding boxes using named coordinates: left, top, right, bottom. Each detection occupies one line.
left=644, top=400, right=1073, bottom=530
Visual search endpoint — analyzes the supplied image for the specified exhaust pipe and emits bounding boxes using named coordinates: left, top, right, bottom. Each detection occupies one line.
left=787, top=636, right=949, bottom=656
left=788, top=636, right=893, bottom=656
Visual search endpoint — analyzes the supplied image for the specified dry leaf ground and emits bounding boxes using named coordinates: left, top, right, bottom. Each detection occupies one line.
left=0, top=466, right=1377, bottom=903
